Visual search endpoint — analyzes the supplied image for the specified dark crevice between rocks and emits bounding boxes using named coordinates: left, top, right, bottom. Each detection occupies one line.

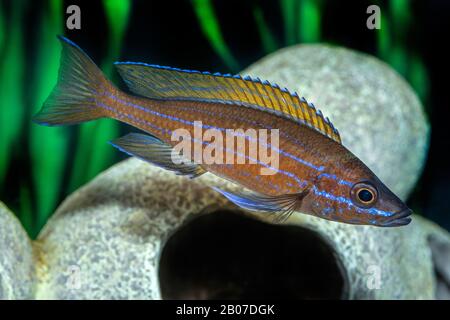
left=159, top=210, right=349, bottom=299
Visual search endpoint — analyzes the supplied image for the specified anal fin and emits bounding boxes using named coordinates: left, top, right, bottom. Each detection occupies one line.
left=212, top=187, right=308, bottom=223
left=110, top=133, right=206, bottom=178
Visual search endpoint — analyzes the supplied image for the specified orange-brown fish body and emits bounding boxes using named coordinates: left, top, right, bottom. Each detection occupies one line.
left=102, top=89, right=321, bottom=195
left=33, top=36, right=412, bottom=227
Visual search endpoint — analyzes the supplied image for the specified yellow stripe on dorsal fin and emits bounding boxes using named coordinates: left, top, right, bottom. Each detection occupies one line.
left=115, top=62, right=342, bottom=143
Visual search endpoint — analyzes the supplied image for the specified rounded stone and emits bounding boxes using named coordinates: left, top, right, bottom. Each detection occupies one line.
left=32, top=45, right=437, bottom=299
left=0, top=202, right=35, bottom=299
left=35, top=159, right=450, bottom=299
left=34, top=159, right=234, bottom=299
left=242, top=44, right=430, bottom=200
left=287, top=211, right=449, bottom=299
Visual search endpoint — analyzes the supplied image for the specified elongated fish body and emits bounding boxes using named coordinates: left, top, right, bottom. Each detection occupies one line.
left=102, top=91, right=336, bottom=195
left=34, top=36, right=412, bottom=227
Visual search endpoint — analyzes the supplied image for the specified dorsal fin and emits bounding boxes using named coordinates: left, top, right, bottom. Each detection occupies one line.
left=114, top=62, right=341, bottom=143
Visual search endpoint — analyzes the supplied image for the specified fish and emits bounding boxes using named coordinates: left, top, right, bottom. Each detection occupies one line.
left=33, top=36, right=412, bottom=227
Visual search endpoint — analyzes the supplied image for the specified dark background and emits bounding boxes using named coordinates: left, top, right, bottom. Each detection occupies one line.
left=1, top=0, right=449, bottom=235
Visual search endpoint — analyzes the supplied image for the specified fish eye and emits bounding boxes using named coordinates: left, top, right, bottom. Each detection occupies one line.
left=350, top=182, right=378, bottom=207
left=358, top=189, right=373, bottom=202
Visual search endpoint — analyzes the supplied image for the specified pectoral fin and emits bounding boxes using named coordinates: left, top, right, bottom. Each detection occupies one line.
left=110, top=133, right=206, bottom=178
left=212, top=187, right=308, bottom=223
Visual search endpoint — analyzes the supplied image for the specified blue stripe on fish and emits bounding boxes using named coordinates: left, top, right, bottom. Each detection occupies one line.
left=97, top=97, right=309, bottom=190
left=103, top=91, right=354, bottom=186
left=99, top=91, right=394, bottom=218
left=103, top=91, right=326, bottom=172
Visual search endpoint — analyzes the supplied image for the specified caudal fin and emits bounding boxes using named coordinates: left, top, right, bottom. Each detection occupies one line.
left=33, top=36, right=109, bottom=126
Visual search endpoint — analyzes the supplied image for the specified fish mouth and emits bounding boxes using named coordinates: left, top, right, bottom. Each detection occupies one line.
left=382, top=208, right=413, bottom=227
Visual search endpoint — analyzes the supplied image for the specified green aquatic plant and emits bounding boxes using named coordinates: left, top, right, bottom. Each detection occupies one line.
left=376, top=0, right=428, bottom=102
left=0, top=0, right=431, bottom=237
left=281, top=0, right=296, bottom=45
left=0, top=0, right=25, bottom=188
left=298, top=0, right=321, bottom=43
left=0, top=0, right=131, bottom=237
left=192, top=0, right=240, bottom=72
left=0, top=1, right=4, bottom=54
left=30, top=0, right=68, bottom=235
left=409, top=54, right=429, bottom=111
left=376, top=11, right=390, bottom=60
left=68, top=0, right=131, bottom=193
left=253, top=6, right=278, bottom=54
